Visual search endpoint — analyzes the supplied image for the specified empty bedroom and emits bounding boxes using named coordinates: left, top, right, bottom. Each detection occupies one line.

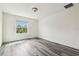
left=0, top=3, right=79, bottom=56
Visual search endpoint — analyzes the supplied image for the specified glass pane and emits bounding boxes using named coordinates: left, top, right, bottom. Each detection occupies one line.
left=16, top=20, right=27, bottom=33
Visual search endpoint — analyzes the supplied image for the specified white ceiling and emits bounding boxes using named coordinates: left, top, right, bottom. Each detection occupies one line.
left=0, top=3, right=79, bottom=19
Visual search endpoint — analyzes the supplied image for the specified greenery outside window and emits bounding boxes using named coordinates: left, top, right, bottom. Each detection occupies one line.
left=16, top=20, right=27, bottom=33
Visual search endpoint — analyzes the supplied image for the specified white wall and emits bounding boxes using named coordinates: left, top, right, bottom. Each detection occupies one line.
left=39, top=6, right=79, bottom=49
left=0, top=9, right=2, bottom=46
left=3, top=13, right=38, bottom=42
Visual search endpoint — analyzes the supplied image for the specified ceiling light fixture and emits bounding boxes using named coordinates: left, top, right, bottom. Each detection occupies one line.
left=32, top=7, right=38, bottom=12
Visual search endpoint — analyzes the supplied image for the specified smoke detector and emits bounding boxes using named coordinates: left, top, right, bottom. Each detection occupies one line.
left=32, top=7, right=38, bottom=12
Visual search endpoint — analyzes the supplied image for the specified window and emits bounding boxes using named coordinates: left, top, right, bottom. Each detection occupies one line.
left=16, top=20, right=27, bottom=33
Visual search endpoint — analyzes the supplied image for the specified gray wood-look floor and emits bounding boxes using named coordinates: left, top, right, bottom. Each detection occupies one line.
left=0, top=38, right=79, bottom=56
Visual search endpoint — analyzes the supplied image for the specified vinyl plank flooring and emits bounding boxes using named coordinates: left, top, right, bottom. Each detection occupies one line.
left=0, top=38, right=79, bottom=56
